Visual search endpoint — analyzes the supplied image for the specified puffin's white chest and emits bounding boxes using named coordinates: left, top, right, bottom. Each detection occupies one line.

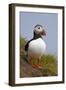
left=28, top=38, right=46, bottom=58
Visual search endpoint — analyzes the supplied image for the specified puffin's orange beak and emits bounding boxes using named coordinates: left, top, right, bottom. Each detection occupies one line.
left=41, top=30, right=46, bottom=36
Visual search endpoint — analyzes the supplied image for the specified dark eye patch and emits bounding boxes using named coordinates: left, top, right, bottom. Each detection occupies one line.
left=38, top=27, right=40, bottom=29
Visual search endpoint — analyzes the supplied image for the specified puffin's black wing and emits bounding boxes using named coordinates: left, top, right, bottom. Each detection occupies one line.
left=25, top=41, right=29, bottom=51
left=25, top=39, right=34, bottom=51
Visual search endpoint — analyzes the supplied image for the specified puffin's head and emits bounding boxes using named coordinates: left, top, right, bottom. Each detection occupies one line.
left=33, top=24, right=46, bottom=38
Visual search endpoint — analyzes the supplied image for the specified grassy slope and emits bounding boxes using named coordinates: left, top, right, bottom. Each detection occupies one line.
left=20, top=38, right=58, bottom=77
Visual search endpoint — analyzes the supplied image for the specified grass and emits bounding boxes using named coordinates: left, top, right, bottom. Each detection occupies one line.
left=20, top=37, right=58, bottom=76
left=41, top=54, right=57, bottom=75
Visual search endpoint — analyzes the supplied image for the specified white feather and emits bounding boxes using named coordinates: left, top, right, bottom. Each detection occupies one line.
left=28, top=38, right=46, bottom=59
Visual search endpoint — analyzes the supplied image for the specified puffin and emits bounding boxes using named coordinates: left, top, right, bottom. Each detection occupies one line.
left=25, top=24, right=46, bottom=69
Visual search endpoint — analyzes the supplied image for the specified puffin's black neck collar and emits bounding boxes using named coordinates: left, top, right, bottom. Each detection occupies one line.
left=33, top=32, right=42, bottom=39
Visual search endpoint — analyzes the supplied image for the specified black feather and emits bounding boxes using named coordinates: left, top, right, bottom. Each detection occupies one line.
left=25, top=39, right=34, bottom=51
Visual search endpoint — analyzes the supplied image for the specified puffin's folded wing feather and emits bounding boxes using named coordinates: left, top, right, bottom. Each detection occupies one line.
left=25, top=39, right=34, bottom=51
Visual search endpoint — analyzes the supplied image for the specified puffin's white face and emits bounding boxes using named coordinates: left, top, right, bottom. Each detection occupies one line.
left=34, top=25, right=46, bottom=36
left=34, top=25, right=43, bottom=34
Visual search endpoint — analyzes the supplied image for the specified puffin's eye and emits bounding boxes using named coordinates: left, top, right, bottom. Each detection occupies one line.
left=38, top=27, right=40, bottom=29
